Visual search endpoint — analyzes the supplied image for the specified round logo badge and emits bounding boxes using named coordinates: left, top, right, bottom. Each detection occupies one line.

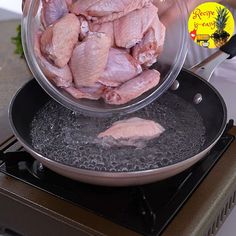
left=188, top=2, right=235, bottom=48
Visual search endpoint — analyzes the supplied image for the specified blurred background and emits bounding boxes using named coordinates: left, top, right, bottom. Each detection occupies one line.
left=0, top=0, right=21, bottom=14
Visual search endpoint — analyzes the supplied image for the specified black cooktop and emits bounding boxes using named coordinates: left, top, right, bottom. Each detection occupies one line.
left=0, top=122, right=234, bottom=236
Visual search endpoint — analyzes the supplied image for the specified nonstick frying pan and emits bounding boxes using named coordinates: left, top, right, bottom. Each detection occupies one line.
left=8, top=35, right=236, bottom=186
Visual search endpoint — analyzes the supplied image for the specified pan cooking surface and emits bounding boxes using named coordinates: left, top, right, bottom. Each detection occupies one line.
left=31, top=92, right=206, bottom=172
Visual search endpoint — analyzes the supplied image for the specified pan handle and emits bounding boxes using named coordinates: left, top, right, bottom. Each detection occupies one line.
left=189, top=35, right=236, bottom=82
left=221, top=34, right=236, bottom=59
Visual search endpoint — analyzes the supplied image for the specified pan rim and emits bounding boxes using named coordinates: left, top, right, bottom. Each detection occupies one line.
left=8, top=76, right=227, bottom=178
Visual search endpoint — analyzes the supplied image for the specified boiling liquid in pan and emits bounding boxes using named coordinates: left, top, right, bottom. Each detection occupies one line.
left=31, top=92, right=206, bottom=172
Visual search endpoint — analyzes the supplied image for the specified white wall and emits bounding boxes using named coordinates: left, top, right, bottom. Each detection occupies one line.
left=0, top=0, right=22, bottom=14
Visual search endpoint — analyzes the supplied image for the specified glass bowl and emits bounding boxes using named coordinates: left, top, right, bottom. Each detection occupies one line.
left=21, top=0, right=188, bottom=117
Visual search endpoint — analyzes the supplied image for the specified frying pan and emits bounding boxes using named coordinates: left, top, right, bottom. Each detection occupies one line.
left=8, top=35, right=236, bottom=186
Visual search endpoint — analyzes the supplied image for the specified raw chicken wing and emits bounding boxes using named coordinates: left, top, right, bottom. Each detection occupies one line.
left=65, top=83, right=105, bottom=100
left=70, top=0, right=152, bottom=23
left=89, top=0, right=153, bottom=23
left=103, top=70, right=160, bottom=105
left=40, top=13, right=80, bottom=68
left=35, top=33, right=72, bottom=88
left=69, top=32, right=111, bottom=87
left=114, top=4, right=158, bottom=48
left=98, top=117, right=165, bottom=147
left=79, top=16, right=90, bottom=40
left=41, top=0, right=69, bottom=27
left=132, top=16, right=166, bottom=67
left=89, top=21, right=115, bottom=46
left=69, top=0, right=101, bottom=17
left=99, top=48, right=142, bottom=87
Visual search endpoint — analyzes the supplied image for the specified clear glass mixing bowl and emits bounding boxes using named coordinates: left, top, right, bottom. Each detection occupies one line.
left=22, top=0, right=188, bottom=117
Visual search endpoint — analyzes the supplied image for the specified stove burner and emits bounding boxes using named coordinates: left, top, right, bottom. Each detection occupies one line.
left=0, top=121, right=234, bottom=236
left=26, top=160, right=46, bottom=180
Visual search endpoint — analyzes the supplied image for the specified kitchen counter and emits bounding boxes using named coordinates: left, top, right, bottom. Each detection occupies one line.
left=0, top=16, right=32, bottom=143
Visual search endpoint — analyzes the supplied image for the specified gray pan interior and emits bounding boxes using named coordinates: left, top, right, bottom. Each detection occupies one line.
left=9, top=68, right=227, bottom=186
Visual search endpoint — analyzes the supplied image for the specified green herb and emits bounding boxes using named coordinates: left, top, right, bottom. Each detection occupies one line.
left=11, top=24, right=24, bottom=58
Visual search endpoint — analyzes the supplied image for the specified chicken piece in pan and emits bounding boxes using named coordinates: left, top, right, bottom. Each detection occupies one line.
left=98, top=117, right=165, bottom=148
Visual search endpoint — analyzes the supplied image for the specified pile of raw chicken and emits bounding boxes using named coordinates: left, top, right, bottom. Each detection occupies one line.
left=35, top=0, right=166, bottom=105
